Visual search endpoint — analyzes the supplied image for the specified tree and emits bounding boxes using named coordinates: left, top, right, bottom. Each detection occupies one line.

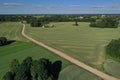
left=21, top=57, right=33, bottom=80
left=90, top=17, right=119, bottom=28
left=10, top=59, right=20, bottom=75
left=51, top=61, right=62, bottom=80
left=31, top=60, right=39, bottom=80
left=0, top=37, right=7, bottom=46
left=15, top=65, right=27, bottom=80
left=15, top=57, right=33, bottom=80
left=3, top=57, right=62, bottom=80
left=106, top=38, right=120, bottom=62
left=38, top=58, right=49, bottom=80
left=3, top=72, right=14, bottom=80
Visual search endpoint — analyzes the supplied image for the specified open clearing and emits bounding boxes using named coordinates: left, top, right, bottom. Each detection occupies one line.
left=26, top=22, right=120, bottom=68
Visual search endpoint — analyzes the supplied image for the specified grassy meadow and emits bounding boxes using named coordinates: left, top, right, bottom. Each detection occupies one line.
left=0, top=22, right=100, bottom=80
left=0, top=22, right=26, bottom=41
left=25, top=22, right=120, bottom=78
left=0, top=22, right=71, bottom=79
left=0, top=22, right=120, bottom=79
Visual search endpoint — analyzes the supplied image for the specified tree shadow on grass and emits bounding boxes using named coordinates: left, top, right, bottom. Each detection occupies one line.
left=6, top=40, right=16, bottom=45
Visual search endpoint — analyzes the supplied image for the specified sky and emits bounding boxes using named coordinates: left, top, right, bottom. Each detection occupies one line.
left=0, top=0, right=120, bottom=14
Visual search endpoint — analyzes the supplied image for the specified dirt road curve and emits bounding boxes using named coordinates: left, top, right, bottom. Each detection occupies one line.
left=22, top=24, right=119, bottom=80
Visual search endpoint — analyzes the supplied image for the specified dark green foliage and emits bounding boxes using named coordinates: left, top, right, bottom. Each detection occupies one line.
left=10, top=59, right=20, bottom=74
left=51, top=61, right=62, bottom=80
left=30, top=22, right=42, bottom=27
left=0, top=37, right=7, bottom=46
left=106, top=38, right=120, bottom=61
left=90, top=17, right=119, bottom=28
left=3, top=57, right=62, bottom=80
left=3, top=72, right=14, bottom=80
left=74, top=20, right=79, bottom=26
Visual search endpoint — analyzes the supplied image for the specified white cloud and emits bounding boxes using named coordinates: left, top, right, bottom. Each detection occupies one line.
left=3, top=2, right=23, bottom=6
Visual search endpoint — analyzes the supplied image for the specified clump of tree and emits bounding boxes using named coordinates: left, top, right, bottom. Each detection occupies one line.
left=106, top=38, right=120, bottom=62
left=90, top=17, right=119, bottom=28
left=0, top=37, right=7, bottom=46
left=3, top=57, right=62, bottom=80
left=30, top=18, right=49, bottom=27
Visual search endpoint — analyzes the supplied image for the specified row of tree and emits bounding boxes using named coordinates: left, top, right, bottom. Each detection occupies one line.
left=106, top=38, right=120, bottom=61
left=3, top=57, right=62, bottom=80
left=90, top=17, right=119, bottom=28
left=0, top=15, right=33, bottom=22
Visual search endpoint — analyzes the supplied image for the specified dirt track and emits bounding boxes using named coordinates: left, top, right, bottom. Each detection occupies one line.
left=22, top=24, right=119, bottom=80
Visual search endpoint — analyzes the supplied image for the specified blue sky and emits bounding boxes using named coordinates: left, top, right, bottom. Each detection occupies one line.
left=0, top=0, right=120, bottom=14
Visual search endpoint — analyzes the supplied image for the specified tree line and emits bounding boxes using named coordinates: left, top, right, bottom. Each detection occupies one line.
left=3, top=57, right=62, bottom=80
left=90, top=17, right=119, bottom=28
left=106, top=38, right=120, bottom=62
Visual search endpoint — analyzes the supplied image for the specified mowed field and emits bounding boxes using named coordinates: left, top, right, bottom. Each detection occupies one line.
left=0, top=22, right=26, bottom=41
left=26, top=22, right=120, bottom=70
left=0, top=22, right=71, bottom=79
left=0, top=22, right=101, bottom=80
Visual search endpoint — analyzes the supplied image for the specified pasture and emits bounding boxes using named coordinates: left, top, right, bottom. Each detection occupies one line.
left=0, top=22, right=26, bottom=41
left=59, top=65, right=101, bottom=80
left=0, top=22, right=71, bottom=79
left=104, top=59, right=120, bottom=78
left=26, top=22, right=120, bottom=70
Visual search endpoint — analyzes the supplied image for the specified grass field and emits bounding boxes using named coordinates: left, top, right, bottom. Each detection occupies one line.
left=0, top=22, right=26, bottom=41
left=59, top=65, right=101, bottom=80
left=26, top=22, right=120, bottom=68
left=0, top=42, right=71, bottom=79
left=0, top=22, right=71, bottom=79
left=1, top=22, right=119, bottom=79
left=104, top=59, right=120, bottom=78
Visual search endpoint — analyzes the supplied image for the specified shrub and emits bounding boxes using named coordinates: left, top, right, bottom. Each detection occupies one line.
left=106, top=38, right=120, bottom=61
left=0, top=37, right=7, bottom=46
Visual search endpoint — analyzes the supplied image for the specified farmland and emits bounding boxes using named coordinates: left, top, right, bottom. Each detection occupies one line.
left=0, top=22, right=71, bottom=79
left=0, top=22, right=120, bottom=79
left=25, top=22, right=120, bottom=78
left=0, top=22, right=26, bottom=41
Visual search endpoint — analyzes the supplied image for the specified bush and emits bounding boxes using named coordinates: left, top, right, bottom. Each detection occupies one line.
left=106, top=38, right=120, bottom=61
left=0, top=37, right=7, bottom=46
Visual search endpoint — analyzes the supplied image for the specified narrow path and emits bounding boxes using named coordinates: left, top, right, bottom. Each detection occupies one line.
left=22, top=24, right=119, bottom=80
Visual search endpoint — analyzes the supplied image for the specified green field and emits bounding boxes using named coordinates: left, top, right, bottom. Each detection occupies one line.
left=0, top=22, right=26, bottom=41
left=0, top=22, right=101, bottom=80
left=104, top=59, right=120, bottom=78
left=0, top=22, right=71, bottom=79
left=59, top=65, right=101, bottom=80
left=26, top=22, right=120, bottom=68
left=0, top=42, right=71, bottom=79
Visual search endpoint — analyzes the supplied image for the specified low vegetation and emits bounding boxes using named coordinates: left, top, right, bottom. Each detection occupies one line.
left=90, top=17, right=119, bottom=28
left=59, top=65, right=100, bottom=80
left=104, top=59, right=120, bottom=78
left=106, top=38, right=120, bottom=62
left=3, top=57, right=62, bottom=80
